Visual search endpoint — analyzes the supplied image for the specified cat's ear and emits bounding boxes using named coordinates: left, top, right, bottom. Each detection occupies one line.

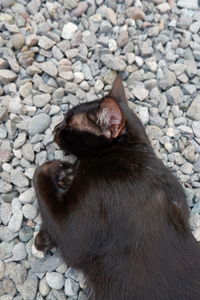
left=97, top=97, right=125, bottom=139
left=108, top=74, right=127, bottom=104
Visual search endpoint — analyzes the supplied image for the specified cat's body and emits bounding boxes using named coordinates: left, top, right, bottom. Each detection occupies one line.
left=33, top=76, right=200, bottom=300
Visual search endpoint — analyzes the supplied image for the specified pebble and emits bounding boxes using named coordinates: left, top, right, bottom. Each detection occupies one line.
left=192, top=121, right=200, bottom=138
left=10, top=170, right=29, bottom=187
left=22, top=204, right=37, bottom=220
left=16, top=271, right=38, bottom=300
left=28, top=114, right=51, bottom=135
left=39, top=277, right=50, bottom=297
left=62, top=23, right=78, bottom=40
left=106, top=7, right=117, bottom=25
left=132, top=86, right=149, bottom=101
left=46, top=272, right=64, bottom=290
left=0, top=70, right=17, bottom=84
left=19, top=187, right=35, bottom=204
left=9, top=242, right=27, bottom=261
left=64, top=278, right=79, bottom=297
left=11, top=33, right=25, bottom=50
left=0, top=203, right=12, bottom=226
left=101, top=54, right=126, bottom=71
left=166, top=87, right=183, bottom=104
left=19, top=226, right=33, bottom=242
left=8, top=211, right=23, bottom=233
left=38, top=36, right=55, bottom=50
left=186, top=95, right=200, bottom=121
left=33, top=93, right=51, bottom=108
left=40, top=62, right=57, bottom=77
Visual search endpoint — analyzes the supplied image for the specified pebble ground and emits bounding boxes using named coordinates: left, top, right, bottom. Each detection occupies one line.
left=0, top=0, right=200, bottom=299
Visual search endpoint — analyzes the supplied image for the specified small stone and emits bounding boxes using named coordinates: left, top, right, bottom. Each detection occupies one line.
left=192, top=121, right=200, bottom=138
left=118, top=30, right=129, bottom=48
left=3, top=278, right=16, bottom=296
left=27, top=0, right=41, bottom=14
left=39, top=277, right=50, bottom=297
left=190, top=213, right=200, bottom=230
left=94, top=79, right=104, bottom=93
left=138, top=107, right=149, bottom=125
left=166, top=86, right=183, bottom=104
left=22, top=204, right=38, bottom=220
left=9, top=242, right=27, bottom=261
left=177, top=0, right=199, bottom=9
left=40, top=62, right=57, bottom=77
left=8, top=211, right=23, bottom=233
left=109, top=39, right=117, bottom=52
left=182, top=145, right=195, bottom=162
left=157, top=3, right=171, bottom=13
left=28, top=114, right=51, bottom=135
left=100, top=20, right=113, bottom=33
left=70, top=2, right=89, bottom=17
left=166, top=127, right=175, bottom=137
left=0, top=69, right=17, bottom=84
left=16, top=271, right=38, bottom=300
left=10, top=170, right=29, bottom=187
left=106, top=7, right=117, bottom=25
left=26, top=34, right=38, bottom=47
left=104, top=70, right=117, bottom=84
left=19, top=82, right=32, bottom=98
left=0, top=13, right=13, bottom=23
left=1, top=0, right=15, bottom=7
left=64, top=278, right=79, bottom=296
left=159, top=68, right=176, bottom=90
left=0, top=241, right=13, bottom=259
left=0, top=58, right=9, bottom=69
left=22, top=144, right=34, bottom=162
left=33, top=93, right=51, bottom=108
left=101, top=54, right=126, bottom=71
left=127, top=7, right=145, bottom=20
left=0, top=226, right=18, bottom=242
left=0, top=203, right=12, bottom=225
left=19, top=187, right=35, bottom=204
left=185, top=60, right=197, bottom=78
left=46, top=272, right=64, bottom=290
left=11, top=33, right=25, bottom=50
left=62, top=23, right=78, bottom=40
left=132, top=86, right=149, bottom=101
left=135, top=56, right=144, bottom=67
left=0, top=150, right=12, bottom=163
left=19, top=226, right=33, bottom=242
left=38, top=36, right=55, bottom=50
left=186, top=95, right=200, bottom=121
left=139, top=41, right=153, bottom=56
left=181, top=162, right=193, bottom=175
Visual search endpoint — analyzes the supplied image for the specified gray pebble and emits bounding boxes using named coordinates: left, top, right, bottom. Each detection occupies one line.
left=8, top=211, right=23, bottom=232
left=0, top=203, right=12, bottom=225
left=64, top=278, right=79, bottom=297
left=16, top=271, right=38, bottom=300
left=101, top=54, right=126, bottom=71
left=19, top=226, right=33, bottom=242
left=22, top=143, right=35, bottom=162
left=22, top=204, right=38, bottom=220
left=39, top=277, right=50, bottom=297
left=186, top=95, right=200, bottom=121
left=19, top=187, right=35, bottom=204
left=46, top=272, right=64, bottom=290
left=8, top=242, right=27, bottom=261
left=28, top=114, right=51, bottom=135
left=10, top=170, right=29, bottom=187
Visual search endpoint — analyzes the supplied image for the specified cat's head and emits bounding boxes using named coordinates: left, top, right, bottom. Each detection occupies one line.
left=54, top=75, right=147, bottom=158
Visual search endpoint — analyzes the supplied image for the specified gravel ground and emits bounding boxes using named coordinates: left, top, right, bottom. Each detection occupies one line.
left=0, top=0, right=200, bottom=299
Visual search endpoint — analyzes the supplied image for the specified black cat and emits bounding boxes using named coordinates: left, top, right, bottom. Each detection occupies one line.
left=33, top=75, right=200, bottom=300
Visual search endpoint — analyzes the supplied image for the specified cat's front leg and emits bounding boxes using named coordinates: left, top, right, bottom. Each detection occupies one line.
left=34, top=227, right=56, bottom=251
left=33, top=160, right=74, bottom=207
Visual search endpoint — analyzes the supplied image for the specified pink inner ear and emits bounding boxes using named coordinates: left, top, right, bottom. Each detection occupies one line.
left=97, top=97, right=125, bottom=138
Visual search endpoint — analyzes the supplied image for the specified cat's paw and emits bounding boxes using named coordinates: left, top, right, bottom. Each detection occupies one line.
left=34, top=229, right=56, bottom=252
